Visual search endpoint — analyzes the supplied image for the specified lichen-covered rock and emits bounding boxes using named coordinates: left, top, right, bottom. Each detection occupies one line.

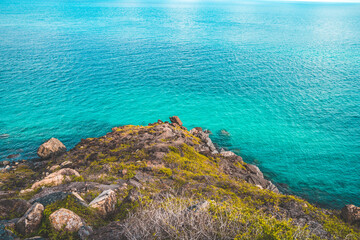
left=341, top=204, right=360, bottom=224
left=169, top=116, right=183, bottom=126
left=0, top=199, right=31, bottom=219
left=37, top=138, right=66, bottom=159
left=89, top=190, right=117, bottom=216
left=30, top=168, right=80, bottom=190
left=49, top=208, right=84, bottom=232
left=15, top=203, right=44, bottom=235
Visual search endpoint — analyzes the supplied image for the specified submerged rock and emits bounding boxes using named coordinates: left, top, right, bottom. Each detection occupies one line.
left=37, top=138, right=66, bottom=159
left=15, top=203, right=44, bottom=235
left=49, top=208, right=84, bottom=232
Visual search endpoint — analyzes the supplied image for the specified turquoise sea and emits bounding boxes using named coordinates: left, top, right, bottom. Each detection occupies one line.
left=0, top=0, right=359, bottom=209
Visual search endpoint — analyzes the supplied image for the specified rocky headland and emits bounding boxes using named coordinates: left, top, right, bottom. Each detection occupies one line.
left=0, top=117, right=359, bottom=239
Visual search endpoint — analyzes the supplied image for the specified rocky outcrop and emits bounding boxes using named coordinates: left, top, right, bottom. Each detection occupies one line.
left=89, top=190, right=117, bottom=216
left=49, top=208, right=84, bottom=232
left=37, top=138, right=66, bottom=159
left=341, top=204, right=360, bottom=224
left=169, top=116, right=183, bottom=126
left=0, top=199, right=31, bottom=219
left=15, top=203, right=44, bottom=235
left=29, top=168, right=80, bottom=190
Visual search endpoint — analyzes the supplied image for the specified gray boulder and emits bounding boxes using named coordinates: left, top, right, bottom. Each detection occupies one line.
left=37, top=138, right=66, bottom=159
left=15, top=203, right=44, bottom=235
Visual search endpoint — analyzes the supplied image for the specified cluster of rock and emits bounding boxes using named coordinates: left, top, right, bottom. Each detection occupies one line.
left=1, top=116, right=360, bottom=239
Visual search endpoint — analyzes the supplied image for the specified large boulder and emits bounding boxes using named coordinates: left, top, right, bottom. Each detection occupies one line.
left=15, top=203, right=44, bottom=235
left=30, top=168, right=80, bottom=190
left=89, top=190, right=117, bottom=216
left=169, top=116, right=183, bottom=126
left=37, top=138, right=66, bottom=159
left=341, top=204, right=360, bottom=224
left=0, top=199, right=31, bottom=219
left=49, top=208, right=84, bottom=232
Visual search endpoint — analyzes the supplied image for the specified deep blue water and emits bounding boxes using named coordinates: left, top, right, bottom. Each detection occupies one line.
left=1, top=0, right=360, bottom=209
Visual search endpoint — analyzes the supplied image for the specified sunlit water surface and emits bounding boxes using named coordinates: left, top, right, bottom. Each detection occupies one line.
left=1, top=0, right=360, bottom=209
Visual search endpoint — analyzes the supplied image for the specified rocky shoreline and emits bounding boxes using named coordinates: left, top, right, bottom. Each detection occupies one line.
left=1, top=117, right=359, bottom=239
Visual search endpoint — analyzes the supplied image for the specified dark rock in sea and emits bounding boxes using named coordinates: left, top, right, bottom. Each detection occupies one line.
left=37, top=138, right=66, bottom=159
left=341, top=204, right=360, bottom=224
left=6, top=154, right=20, bottom=159
left=169, top=116, right=183, bottom=126
left=0, top=199, right=31, bottom=219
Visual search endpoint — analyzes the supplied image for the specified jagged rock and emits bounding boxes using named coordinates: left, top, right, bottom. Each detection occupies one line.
left=220, top=148, right=236, bottom=157
left=169, top=116, right=183, bottom=126
left=30, top=191, right=88, bottom=207
left=0, top=199, right=31, bottom=219
left=30, top=168, right=80, bottom=190
left=49, top=208, right=84, bottom=232
left=15, top=203, right=44, bottom=235
left=37, top=138, right=66, bottom=159
left=78, top=225, right=93, bottom=240
left=341, top=204, right=360, bottom=224
left=89, top=190, right=117, bottom=216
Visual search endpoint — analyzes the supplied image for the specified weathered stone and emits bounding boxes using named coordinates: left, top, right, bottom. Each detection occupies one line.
left=341, top=204, right=360, bottom=224
left=61, top=160, right=72, bottom=168
left=49, top=165, right=60, bottom=172
left=49, top=208, right=84, bottom=232
left=187, top=201, right=210, bottom=212
left=2, top=160, right=10, bottom=166
left=169, top=116, right=183, bottom=126
left=15, top=203, right=44, bottom=235
left=30, top=191, right=88, bottom=207
left=89, top=190, right=117, bottom=216
left=37, top=138, right=66, bottom=159
left=220, top=149, right=236, bottom=157
left=78, top=225, right=93, bottom=240
left=30, top=168, right=80, bottom=190
left=0, top=199, right=31, bottom=219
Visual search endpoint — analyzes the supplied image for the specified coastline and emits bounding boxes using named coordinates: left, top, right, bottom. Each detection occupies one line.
left=0, top=117, right=359, bottom=239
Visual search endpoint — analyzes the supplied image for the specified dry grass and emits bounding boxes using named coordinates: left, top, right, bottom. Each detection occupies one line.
left=119, top=196, right=310, bottom=240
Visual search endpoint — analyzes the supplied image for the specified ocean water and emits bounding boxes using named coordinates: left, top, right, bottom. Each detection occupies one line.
left=1, top=0, right=359, bottom=209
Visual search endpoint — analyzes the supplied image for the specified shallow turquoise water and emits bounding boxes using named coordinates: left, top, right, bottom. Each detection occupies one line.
left=1, top=0, right=360, bottom=209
